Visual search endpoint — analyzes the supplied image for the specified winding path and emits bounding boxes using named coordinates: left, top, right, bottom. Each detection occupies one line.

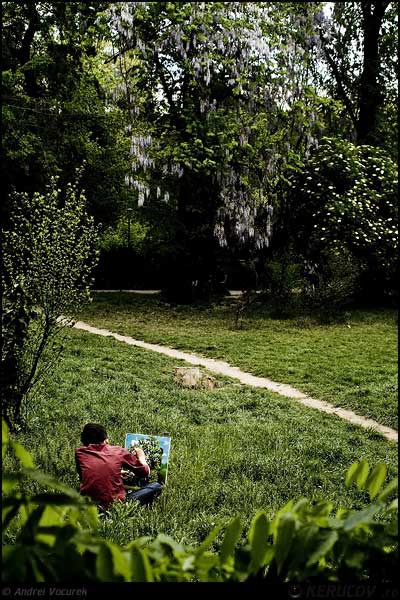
left=70, top=319, right=398, bottom=443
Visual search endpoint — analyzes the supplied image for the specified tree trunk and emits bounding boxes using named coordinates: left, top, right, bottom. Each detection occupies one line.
left=321, top=1, right=390, bottom=145
left=18, top=3, right=41, bottom=98
left=162, top=173, right=218, bottom=304
left=356, top=1, right=389, bottom=144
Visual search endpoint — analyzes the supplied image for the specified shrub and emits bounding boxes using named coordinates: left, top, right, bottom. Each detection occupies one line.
left=293, top=137, right=398, bottom=301
left=301, top=250, right=363, bottom=320
left=2, top=420, right=397, bottom=583
left=1, top=180, right=98, bottom=428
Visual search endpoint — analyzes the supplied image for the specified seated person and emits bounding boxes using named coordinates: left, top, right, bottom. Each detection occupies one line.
left=75, top=423, right=162, bottom=511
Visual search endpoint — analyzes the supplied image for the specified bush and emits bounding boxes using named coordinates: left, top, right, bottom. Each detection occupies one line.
left=2, top=420, right=398, bottom=583
left=261, top=250, right=362, bottom=320
left=1, top=180, right=98, bottom=428
left=293, top=137, right=398, bottom=301
left=301, top=250, right=363, bottom=320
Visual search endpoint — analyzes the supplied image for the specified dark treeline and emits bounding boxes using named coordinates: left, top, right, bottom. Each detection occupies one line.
left=2, top=2, right=398, bottom=304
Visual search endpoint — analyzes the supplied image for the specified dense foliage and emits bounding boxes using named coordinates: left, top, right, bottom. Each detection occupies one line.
left=105, top=2, right=330, bottom=298
left=1, top=1, right=129, bottom=226
left=1, top=182, right=98, bottom=428
left=2, top=2, right=397, bottom=301
left=316, top=1, right=398, bottom=151
left=291, top=137, right=398, bottom=301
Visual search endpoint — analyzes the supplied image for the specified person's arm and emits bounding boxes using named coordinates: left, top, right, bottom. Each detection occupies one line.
left=122, top=447, right=150, bottom=478
left=75, top=450, right=82, bottom=482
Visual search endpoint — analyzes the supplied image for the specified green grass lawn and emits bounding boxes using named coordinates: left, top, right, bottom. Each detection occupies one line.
left=79, top=293, right=398, bottom=429
left=6, top=325, right=397, bottom=549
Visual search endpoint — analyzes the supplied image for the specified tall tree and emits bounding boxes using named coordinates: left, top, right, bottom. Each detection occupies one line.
left=1, top=1, right=129, bottom=226
left=317, top=1, right=397, bottom=149
left=107, top=2, right=326, bottom=300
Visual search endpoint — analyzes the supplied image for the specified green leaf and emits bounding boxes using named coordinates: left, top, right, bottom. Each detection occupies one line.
left=2, top=420, right=9, bottom=459
left=31, top=546, right=59, bottom=581
left=130, top=545, right=154, bottom=582
left=292, top=498, right=309, bottom=514
left=195, top=553, right=220, bottom=582
left=366, top=463, right=387, bottom=499
left=335, top=507, right=351, bottom=520
left=345, top=461, right=359, bottom=487
left=18, top=505, right=46, bottom=542
left=343, top=504, right=381, bottom=531
left=270, top=499, right=294, bottom=538
left=220, top=516, right=242, bottom=565
left=295, top=523, right=319, bottom=556
left=27, top=552, right=46, bottom=582
left=195, top=524, right=221, bottom=557
left=248, top=511, right=271, bottom=569
left=2, top=474, right=18, bottom=494
left=306, top=530, right=338, bottom=566
left=36, top=505, right=65, bottom=545
left=2, top=545, right=29, bottom=581
left=96, top=544, right=114, bottom=581
left=377, top=478, right=398, bottom=502
left=76, top=504, right=99, bottom=529
left=126, top=536, right=153, bottom=550
left=2, top=504, right=21, bottom=530
left=11, top=441, right=35, bottom=469
left=182, top=554, right=195, bottom=572
left=344, top=550, right=365, bottom=569
left=274, top=512, right=296, bottom=575
left=155, top=533, right=185, bottom=557
left=107, top=542, right=130, bottom=581
left=310, top=501, right=334, bottom=518
left=354, top=459, right=370, bottom=490
left=73, top=531, right=103, bottom=554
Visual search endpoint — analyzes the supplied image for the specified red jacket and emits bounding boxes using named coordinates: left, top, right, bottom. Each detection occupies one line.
left=75, top=443, right=150, bottom=509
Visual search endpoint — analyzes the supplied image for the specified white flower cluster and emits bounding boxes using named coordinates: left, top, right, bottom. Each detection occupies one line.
left=215, top=170, right=274, bottom=248
left=108, top=3, right=136, bottom=39
left=110, top=1, right=323, bottom=233
left=130, top=134, right=154, bottom=172
left=214, top=221, right=228, bottom=247
left=126, top=179, right=150, bottom=206
left=171, top=163, right=184, bottom=178
left=148, top=2, right=274, bottom=98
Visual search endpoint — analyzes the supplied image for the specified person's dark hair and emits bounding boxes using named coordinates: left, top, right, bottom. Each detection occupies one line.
left=81, top=423, right=108, bottom=446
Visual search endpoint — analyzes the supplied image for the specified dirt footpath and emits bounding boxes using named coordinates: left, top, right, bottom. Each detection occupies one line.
left=71, top=319, right=398, bottom=443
